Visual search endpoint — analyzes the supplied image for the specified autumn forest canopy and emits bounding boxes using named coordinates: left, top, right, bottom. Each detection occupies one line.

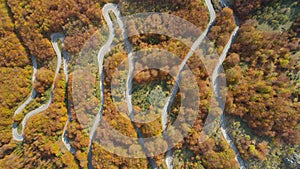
left=0, top=0, right=299, bottom=168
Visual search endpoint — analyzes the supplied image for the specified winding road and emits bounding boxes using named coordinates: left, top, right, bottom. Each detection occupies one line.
left=11, top=1, right=245, bottom=168
left=12, top=55, right=37, bottom=141
left=87, top=4, right=158, bottom=169
left=87, top=1, right=246, bottom=168
left=12, top=33, right=75, bottom=154
left=12, top=33, right=62, bottom=141
left=87, top=3, right=115, bottom=168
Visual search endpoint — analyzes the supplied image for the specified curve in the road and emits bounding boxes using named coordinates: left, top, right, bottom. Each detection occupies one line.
left=12, top=33, right=62, bottom=143
left=87, top=4, right=117, bottom=169
left=11, top=2, right=245, bottom=169
left=12, top=55, right=37, bottom=141
left=87, top=4, right=158, bottom=169
left=13, top=55, right=37, bottom=117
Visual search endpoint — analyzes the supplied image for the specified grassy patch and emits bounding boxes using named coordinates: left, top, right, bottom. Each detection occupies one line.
left=252, top=0, right=300, bottom=32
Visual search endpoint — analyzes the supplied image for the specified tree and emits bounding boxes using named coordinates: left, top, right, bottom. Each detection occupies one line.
left=34, top=67, right=54, bottom=94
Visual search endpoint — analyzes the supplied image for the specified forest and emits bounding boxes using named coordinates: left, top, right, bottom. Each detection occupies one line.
left=0, top=0, right=32, bottom=149
left=0, top=0, right=299, bottom=168
left=223, top=0, right=300, bottom=168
